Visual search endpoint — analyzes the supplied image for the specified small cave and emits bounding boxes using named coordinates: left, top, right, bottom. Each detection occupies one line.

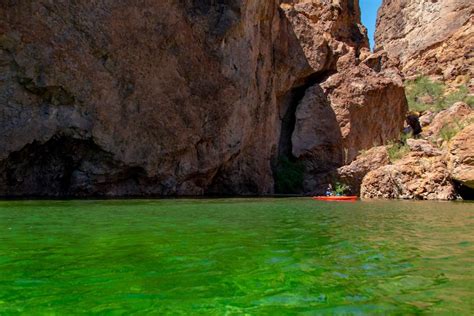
left=277, top=71, right=335, bottom=159
left=0, top=135, right=153, bottom=197
left=454, top=181, right=474, bottom=201
left=277, top=85, right=302, bottom=160
left=273, top=86, right=305, bottom=193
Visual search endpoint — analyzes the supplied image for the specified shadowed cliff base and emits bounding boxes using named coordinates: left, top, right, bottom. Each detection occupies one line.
left=0, top=135, right=164, bottom=197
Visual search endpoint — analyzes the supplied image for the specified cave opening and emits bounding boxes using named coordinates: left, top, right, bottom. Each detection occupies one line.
left=274, top=70, right=336, bottom=194
left=0, top=135, right=152, bottom=198
left=454, top=181, right=474, bottom=201
left=277, top=71, right=335, bottom=160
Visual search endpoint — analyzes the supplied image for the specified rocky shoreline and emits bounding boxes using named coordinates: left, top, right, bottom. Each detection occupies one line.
left=0, top=1, right=472, bottom=199
left=339, top=102, right=474, bottom=200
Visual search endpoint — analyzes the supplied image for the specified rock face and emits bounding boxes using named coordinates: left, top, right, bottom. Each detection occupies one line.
left=282, top=2, right=407, bottom=193
left=422, top=102, right=473, bottom=139
left=361, top=153, right=457, bottom=200
left=337, top=146, right=390, bottom=195
left=0, top=1, right=406, bottom=197
left=375, top=0, right=473, bottom=84
left=449, top=124, right=474, bottom=189
left=359, top=103, right=474, bottom=201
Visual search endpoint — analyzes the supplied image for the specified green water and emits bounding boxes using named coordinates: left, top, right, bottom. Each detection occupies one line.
left=0, top=199, right=473, bottom=315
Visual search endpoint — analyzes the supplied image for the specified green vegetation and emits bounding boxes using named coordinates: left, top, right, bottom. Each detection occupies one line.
left=387, top=133, right=411, bottom=162
left=274, top=156, right=304, bottom=194
left=334, top=182, right=349, bottom=195
left=405, top=76, right=473, bottom=112
left=439, top=121, right=463, bottom=142
left=439, top=117, right=474, bottom=142
left=443, top=85, right=474, bottom=108
left=387, top=142, right=410, bottom=162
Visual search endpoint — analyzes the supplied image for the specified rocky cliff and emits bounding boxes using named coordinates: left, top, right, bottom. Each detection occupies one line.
left=375, top=0, right=473, bottom=86
left=356, top=103, right=474, bottom=200
left=364, top=0, right=474, bottom=201
left=0, top=0, right=406, bottom=197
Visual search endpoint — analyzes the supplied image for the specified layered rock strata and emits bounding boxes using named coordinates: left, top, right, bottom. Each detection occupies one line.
left=0, top=1, right=406, bottom=197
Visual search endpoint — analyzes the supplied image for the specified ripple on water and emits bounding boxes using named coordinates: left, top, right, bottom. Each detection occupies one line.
left=0, top=198, right=473, bottom=314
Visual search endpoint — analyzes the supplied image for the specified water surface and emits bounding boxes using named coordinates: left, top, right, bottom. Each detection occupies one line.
left=0, top=199, right=473, bottom=314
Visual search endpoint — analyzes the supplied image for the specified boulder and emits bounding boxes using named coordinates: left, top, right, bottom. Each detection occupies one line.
left=419, top=111, right=435, bottom=127
left=320, top=53, right=407, bottom=163
left=361, top=153, right=456, bottom=200
left=422, top=102, right=473, bottom=138
left=406, top=139, right=443, bottom=157
left=449, top=124, right=474, bottom=189
left=337, top=146, right=390, bottom=195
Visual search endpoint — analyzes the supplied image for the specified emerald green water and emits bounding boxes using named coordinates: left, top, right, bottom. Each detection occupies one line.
left=0, top=199, right=473, bottom=315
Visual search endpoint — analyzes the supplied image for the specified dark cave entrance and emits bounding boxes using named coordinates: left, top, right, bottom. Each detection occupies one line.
left=0, top=135, right=150, bottom=198
left=454, top=181, right=474, bottom=201
left=274, top=70, right=337, bottom=194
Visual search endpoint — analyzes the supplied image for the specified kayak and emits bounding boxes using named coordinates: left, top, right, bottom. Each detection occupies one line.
left=312, top=196, right=358, bottom=201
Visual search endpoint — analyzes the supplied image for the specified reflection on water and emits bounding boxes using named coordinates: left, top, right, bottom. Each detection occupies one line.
left=0, top=199, right=473, bottom=314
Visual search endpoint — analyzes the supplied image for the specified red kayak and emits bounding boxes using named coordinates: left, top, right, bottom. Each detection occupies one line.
left=312, top=196, right=358, bottom=201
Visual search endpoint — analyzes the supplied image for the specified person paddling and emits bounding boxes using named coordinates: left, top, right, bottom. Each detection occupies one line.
left=325, top=184, right=333, bottom=196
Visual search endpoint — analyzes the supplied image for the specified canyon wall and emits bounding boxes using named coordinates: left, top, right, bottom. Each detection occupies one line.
left=375, top=0, right=473, bottom=85
left=0, top=0, right=406, bottom=197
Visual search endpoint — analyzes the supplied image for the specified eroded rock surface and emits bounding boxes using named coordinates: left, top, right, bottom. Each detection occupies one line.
left=406, top=139, right=442, bottom=157
left=375, top=0, right=473, bottom=85
left=337, top=146, right=390, bottom=195
left=422, top=102, right=473, bottom=139
left=0, top=1, right=407, bottom=196
left=357, top=114, right=473, bottom=201
left=282, top=1, right=407, bottom=193
left=361, top=153, right=457, bottom=200
left=449, top=124, right=474, bottom=189
left=1, top=1, right=289, bottom=196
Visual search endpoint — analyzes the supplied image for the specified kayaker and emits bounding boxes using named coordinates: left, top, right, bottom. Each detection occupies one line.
left=325, top=184, right=333, bottom=196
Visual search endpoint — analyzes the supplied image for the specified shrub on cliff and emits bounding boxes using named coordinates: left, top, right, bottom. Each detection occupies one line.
left=334, top=182, right=349, bottom=195
left=405, top=76, right=473, bottom=112
left=387, top=134, right=411, bottom=162
left=444, top=86, right=474, bottom=109
left=439, top=117, right=474, bottom=142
